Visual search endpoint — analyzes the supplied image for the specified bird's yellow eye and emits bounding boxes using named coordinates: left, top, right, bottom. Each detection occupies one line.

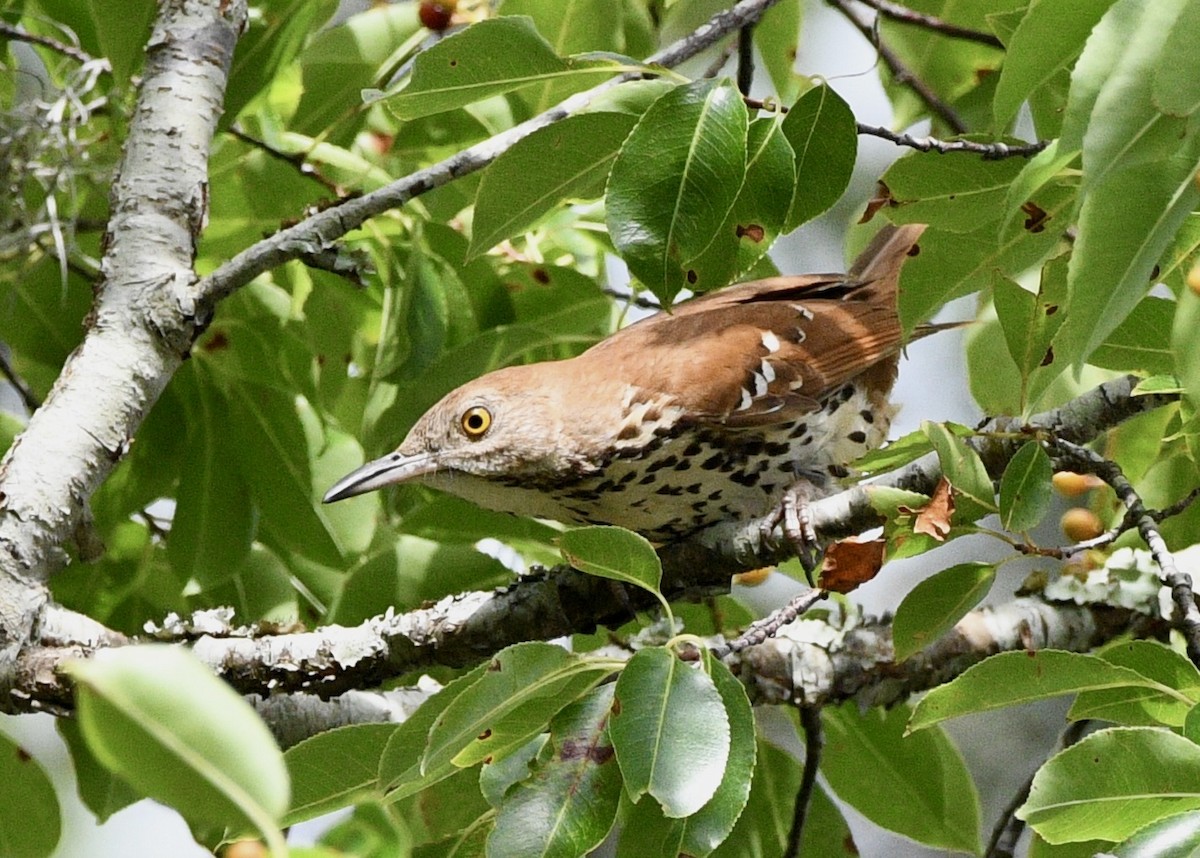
left=460, top=406, right=492, bottom=439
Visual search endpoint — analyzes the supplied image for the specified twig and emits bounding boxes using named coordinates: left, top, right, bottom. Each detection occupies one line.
left=826, top=0, right=968, bottom=134
left=737, top=24, right=755, bottom=96
left=0, top=21, right=105, bottom=67
left=785, top=706, right=825, bottom=858
left=226, top=127, right=342, bottom=194
left=0, top=349, right=41, bottom=413
left=1048, top=437, right=1200, bottom=667
left=854, top=0, right=1004, bottom=49
left=711, top=588, right=827, bottom=658
left=984, top=719, right=1090, bottom=858
left=855, top=122, right=1047, bottom=159
left=702, top=39, right=738, bottom=79
left=602, top=286, right=662, bottom=311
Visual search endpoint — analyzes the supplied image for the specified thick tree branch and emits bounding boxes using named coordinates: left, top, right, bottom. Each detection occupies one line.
left=0, top=0, right=246, bottom=697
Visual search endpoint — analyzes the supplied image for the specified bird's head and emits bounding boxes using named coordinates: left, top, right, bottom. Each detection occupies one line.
left=322, top=365, right=571, bottom=504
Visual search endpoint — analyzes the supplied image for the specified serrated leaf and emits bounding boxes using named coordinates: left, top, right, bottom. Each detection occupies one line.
left=992, top=264, right=1068, bottom=413
left=781, top=83, right=856, bottom=232
left=284, top=723, right=395, bottom=826
left=909, top=651, right=1190, bottom=732
left=921, top=421, right=997, bottom=520
left=999, top=442, right=1053, bottom=532
left=610, top=647, right=730, bottom=818
left=559, top=525, right=663, bottom=595
left=469, top=112, right=637, bottom=260
left=67, top=646, right=289, bottom=841
left=1112, top=811, right=1200, bottom=858
left=1019, top=727, right=1200, bottom=843
left=387, top=17, right=621, bottom=120
left=487, top=685, right=622, bottom=858
left=0, top=731, right=60, bottom=858
left=893, top=563, right=996, bottom=662
left=1154, top=0, right=1200, bottom=117
left=823, top=703, right=980, bottom=853
left=423, top=643, right=617, bottom=773
left=1070, top=640, right=1200, bottom=727
left=606, top=78, right=749, bottom=303
left=992, top=0, right=1118, bottom=128
left=1090, top=296, right=1177, bottom=375
left=56, top=719, right=139, bottom=824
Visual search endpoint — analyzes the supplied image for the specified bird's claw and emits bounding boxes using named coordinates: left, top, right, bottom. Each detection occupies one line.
left=760, top=485, right=822, bottom=583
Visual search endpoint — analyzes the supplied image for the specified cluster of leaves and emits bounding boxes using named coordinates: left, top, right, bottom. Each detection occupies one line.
left=2, top=0, right=1200, bottom=856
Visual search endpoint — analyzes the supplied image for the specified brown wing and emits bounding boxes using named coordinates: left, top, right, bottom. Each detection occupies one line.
left=581, top=224, right=925, bottom=429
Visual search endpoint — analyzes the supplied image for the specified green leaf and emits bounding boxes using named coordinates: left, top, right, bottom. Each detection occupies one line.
left=500, top=0, right=625, bottom=112
left=56, top=719, right=140, bottom=824
left=992, top=261, right=1068, bottom=414
left=606, top=78, right=749, bottom=303
left=781, top=83, right=857, bottom=232
left=292, top=4, right=422, bottom=141
left=284, top=723, right=395, bottom=826
left=386, top=17, right=621, bottom=120
left=909, top=651, right=1189, bottom=732
left=226, top=381, right=346, bottom=567
left=88, top=0, right=155, bottom=85
left=1090, top=296, right=1177, bottom=375
left=754, top=0, right=805, bottom=104
left=0, top=730, right=60, bottom=858
left=853, top=424, right=970, bottom=475
left=1019, top=727, right=1200, bottom=843
left=992, top=0, right=1118, bottom=128
left=167, top=372, right=254, bottom=589
left=1057, top=149, right=1200, bottom=369
left=468, top=112, right=637, bottom=260
left=67, top=646, right=289, bottom=843
left=676, top=655, right=757, bottom=855
left=1174, top=288, right=1200, bottom=412
left=610, top=647, right=731, bottom=818
left=380, top=663, right=490, bottom=801
left=999, top=442, right=1054, bottom=532
left=1112, top=811, right=1200, bottom=857
left=1155, top=0, right=1200, bottom=117
left=892, top=563, right=996, bottom=662
left=683, top=115, right=796, bottom=292
left=823, top=703, right=980, bottom=853
left=1070, top=640, right=1200, bottom=728
left=487, top=685, right=622, bottom=858
left=559, top=525, right=663, bottom=596
left=706, top=740, right=853, bottom=858
left=423, top=643, right=617, bottom=773
left=882, top=148, right=1027, bottom=231
left=921, top=420, right=997, bottom=519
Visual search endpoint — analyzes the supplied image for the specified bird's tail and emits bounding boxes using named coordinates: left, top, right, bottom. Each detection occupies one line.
left=848, top=222, right=927, bottom=285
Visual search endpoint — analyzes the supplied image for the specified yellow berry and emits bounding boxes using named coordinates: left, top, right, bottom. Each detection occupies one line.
left=1052, top=471, right=1102, bottom=497
left=733, top=567, right=773, bottom=586
left=1187, top=261, right=1200, bottom=296
left=1061, top=508, right=1103, bottom=541
left=223, top=842, right=267, bottom=858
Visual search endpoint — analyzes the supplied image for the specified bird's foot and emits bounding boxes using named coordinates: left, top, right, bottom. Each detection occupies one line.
left=760, top=483, right=822, bottom=582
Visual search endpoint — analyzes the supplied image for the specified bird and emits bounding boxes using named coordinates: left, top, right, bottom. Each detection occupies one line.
left=324, top=223, right=929, bottom=554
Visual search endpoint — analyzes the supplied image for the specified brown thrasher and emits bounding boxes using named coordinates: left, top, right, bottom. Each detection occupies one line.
left=325, top=224, right=926, bottom=551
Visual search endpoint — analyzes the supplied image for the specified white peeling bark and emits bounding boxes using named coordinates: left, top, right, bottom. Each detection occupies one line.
left=0, top=0, right=246, bottom=697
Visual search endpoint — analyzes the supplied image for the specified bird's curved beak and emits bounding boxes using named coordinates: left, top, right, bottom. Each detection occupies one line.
left=322, top=452, right=439, bottom=503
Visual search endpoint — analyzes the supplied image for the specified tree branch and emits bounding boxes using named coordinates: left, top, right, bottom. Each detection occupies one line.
left=0, top=0, right=247, bottom=696
left=852, top=0, right=1005, bottom=49
left=827, top=0, right=968, bottom=134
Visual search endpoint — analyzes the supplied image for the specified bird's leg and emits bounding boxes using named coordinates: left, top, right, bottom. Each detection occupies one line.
left=760, top=481, right=822, bottom=580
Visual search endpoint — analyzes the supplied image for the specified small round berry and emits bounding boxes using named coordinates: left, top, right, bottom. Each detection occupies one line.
left=1061, top=508, right=1103, bottom=542
left=419, top=1, right=455, bottom=31
left=1052, top=471, right=1102, bottom=497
